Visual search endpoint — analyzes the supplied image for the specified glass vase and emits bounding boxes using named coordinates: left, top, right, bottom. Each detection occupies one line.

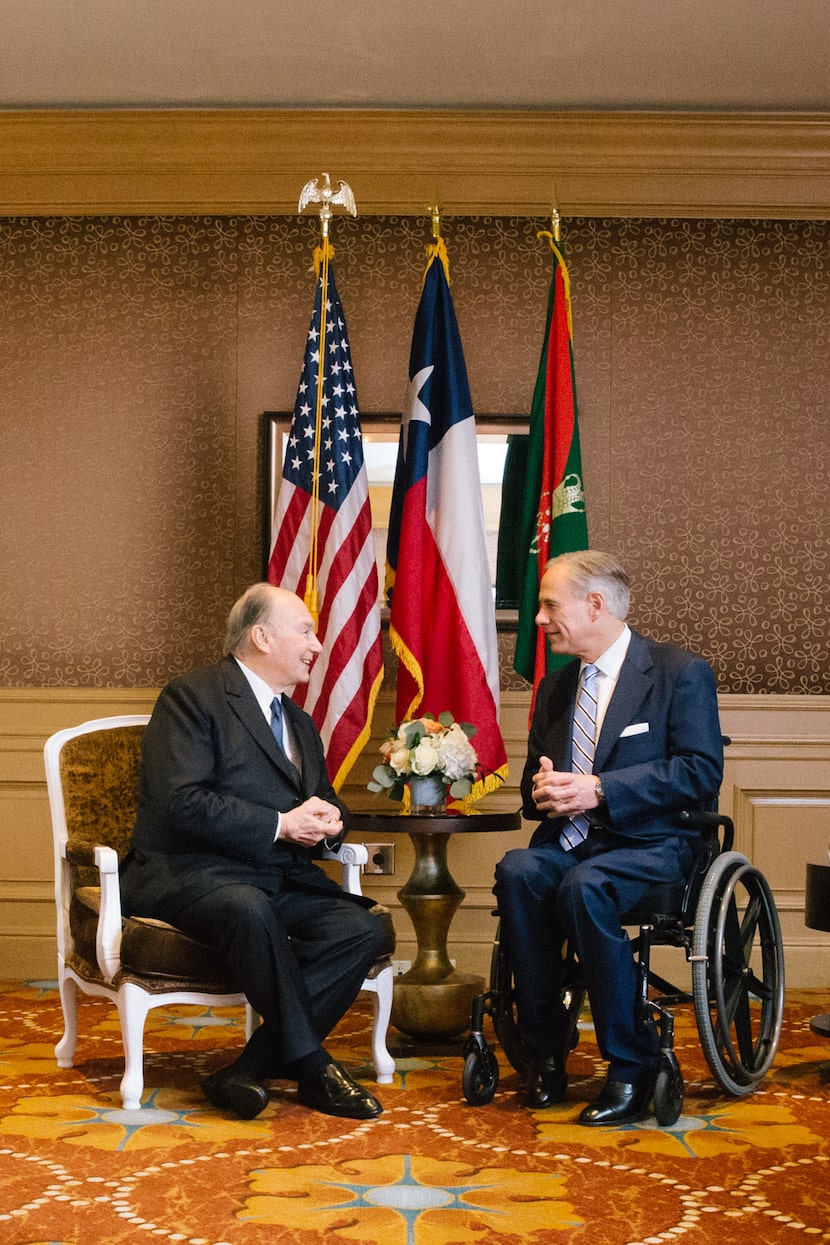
left=408, top=773, right=448, bottom=815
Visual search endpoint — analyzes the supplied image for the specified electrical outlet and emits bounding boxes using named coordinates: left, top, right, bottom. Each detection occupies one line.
left=392, top=959, right=411, bottom=976
left=363, top=842, right=395, bottom=875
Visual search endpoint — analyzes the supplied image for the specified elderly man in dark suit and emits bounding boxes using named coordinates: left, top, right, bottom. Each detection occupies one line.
left=495, top=551, right=723, bottom=1126
left=120, top=582, right=385, bottom=1122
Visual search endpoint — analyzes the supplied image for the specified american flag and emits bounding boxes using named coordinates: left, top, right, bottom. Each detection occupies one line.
left=268, top=262, right=382, bottom=790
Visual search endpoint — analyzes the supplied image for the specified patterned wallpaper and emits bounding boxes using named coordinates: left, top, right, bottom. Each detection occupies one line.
left=1, top=215, right=827, bottom=693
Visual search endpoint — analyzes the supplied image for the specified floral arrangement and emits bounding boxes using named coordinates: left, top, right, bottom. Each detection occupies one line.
left=367, top=712, right=480, bottom=802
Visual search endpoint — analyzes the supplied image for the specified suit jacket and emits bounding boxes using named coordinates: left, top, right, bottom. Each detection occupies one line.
left=121, top=655, right=352, bottom=923
left=521, top=631, right=723, bottom=848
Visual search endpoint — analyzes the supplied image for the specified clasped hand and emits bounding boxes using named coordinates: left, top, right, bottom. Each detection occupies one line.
left=532, top=755, right=600, bottom=818
left=279, top=796, right=343, bottom=846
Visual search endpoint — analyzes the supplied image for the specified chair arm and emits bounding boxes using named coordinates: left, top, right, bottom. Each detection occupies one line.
left=321, top=841, right=368, bottom=896
left=93, top=844, right=124, bottom=983
left=64, top=840, right=103, bottom=867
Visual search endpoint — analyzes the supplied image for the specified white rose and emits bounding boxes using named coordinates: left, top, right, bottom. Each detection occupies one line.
left=411, top=737, right=441, bottom=776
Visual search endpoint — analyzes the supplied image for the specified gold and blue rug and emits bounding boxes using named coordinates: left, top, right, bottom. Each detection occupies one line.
left=1, top=980, right=828, bottom=1243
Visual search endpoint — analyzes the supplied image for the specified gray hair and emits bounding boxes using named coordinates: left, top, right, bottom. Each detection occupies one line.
left=547, top=550, right=631, bottom=620
left=223, top=582, right=276, bottom=656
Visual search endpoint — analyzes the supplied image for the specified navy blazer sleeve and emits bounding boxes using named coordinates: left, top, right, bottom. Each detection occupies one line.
left=522, top=633, right=724, bottom=845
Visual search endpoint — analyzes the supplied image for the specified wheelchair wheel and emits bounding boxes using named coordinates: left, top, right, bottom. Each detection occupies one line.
left=490, top=923, right=585, bottom=1078
left=653, top=1050, right=684, bottom=1126
left=462, top=1045, right=500, bottom=1105
left=691, top=851, right=785, bottom=1097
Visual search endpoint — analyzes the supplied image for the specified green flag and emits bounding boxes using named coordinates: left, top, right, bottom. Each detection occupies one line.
left=503, top=230, right=589, bottom=699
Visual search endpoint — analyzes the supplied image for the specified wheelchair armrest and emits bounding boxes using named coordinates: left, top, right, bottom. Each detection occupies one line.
left=679, top=809, right=734, bottom=853
left=93, top=844, right=124, bottom=983
left=320, top=840, right=368, bottom=897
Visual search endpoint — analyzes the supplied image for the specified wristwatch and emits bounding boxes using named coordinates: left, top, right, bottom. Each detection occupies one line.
left=594, top=776, right=605, bottom=803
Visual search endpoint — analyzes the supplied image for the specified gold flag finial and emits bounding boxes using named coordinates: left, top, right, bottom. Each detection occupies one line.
left=430, top=199, right=442, bottom=241
left=298, top=173, right=357, bottom=241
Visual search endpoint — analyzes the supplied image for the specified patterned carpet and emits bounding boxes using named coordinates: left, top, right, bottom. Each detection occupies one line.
left=1, top=979, right=829, bottom=1245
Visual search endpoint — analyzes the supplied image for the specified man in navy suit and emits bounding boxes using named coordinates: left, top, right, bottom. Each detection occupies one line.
left=495, top=551, right=723, bottom=1125
left=120, top=583, right=385, bottom=1121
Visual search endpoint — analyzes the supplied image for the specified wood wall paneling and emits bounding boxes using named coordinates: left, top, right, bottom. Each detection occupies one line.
left=4, top=689, right=829, bottom=987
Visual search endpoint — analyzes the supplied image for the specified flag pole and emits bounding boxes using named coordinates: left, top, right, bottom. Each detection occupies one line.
left=297, top=172, right=357, bottom=623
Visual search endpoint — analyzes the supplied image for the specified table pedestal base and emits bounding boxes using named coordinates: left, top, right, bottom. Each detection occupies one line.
left=391, top=971, right=484, bottom=1042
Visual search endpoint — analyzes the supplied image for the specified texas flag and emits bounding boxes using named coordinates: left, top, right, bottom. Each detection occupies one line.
left=386, top=244, right=507, bottom=800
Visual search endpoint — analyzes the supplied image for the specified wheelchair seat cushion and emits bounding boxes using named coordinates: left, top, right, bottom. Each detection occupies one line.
left=622, top=880, right=687, bottom=927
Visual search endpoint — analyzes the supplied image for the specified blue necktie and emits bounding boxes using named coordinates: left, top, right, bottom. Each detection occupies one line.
left=559, top=663, right=600, bottom=851
left=270, top=696, right=284, bottom=749
left=270, top=695, right=301, bottom=784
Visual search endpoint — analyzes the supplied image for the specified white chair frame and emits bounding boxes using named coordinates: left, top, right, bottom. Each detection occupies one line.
left=45, top=715, right=395, bottom=1111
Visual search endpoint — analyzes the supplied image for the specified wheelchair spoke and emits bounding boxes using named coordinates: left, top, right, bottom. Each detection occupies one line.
left=718, top=900, right=755, bottom=1062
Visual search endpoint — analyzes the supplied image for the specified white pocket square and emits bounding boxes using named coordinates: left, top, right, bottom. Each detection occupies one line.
left=620, top=722, right=649, bottom=737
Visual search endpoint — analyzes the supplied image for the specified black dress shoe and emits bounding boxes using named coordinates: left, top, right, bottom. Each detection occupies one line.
left=201, top=1069, right=269, bottom=1119
left=578, top=1075, right=654, bottom=1127
left=527, top=1055, right=568, bottom=1109
left=298, top=1060, right=383, bottom=1120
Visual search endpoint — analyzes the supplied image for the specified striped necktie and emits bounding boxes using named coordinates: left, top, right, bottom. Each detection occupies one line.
left=559, top=663, right=600, bottom=851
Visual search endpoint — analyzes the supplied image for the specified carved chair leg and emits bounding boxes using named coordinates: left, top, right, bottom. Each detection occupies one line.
left=367, top=967, right=396, bottom=1084
left=116, top=982, right=153, bottom=1109
left=55, top=970, right=79, bottom=1068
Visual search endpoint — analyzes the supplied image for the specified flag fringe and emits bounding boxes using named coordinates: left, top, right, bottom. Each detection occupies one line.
left=387, top=621, right=425, bottom=723
left=455, top=764, right=510, bottom=812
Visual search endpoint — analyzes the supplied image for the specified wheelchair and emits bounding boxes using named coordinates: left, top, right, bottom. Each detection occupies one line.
left=462, top=808, right=785, bottom=1125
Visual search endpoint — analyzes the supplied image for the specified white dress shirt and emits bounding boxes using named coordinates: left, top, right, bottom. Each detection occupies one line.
left=580, top=624, right=632, bottom=742
left=233, top=656, right=301, bottom=840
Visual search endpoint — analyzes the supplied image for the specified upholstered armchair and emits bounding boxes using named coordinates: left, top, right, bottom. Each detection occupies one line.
left=44, top=715, right=396, bottom=1110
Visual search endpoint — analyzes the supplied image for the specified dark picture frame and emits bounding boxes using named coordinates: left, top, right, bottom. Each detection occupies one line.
left=263, top=411, right=529, bottom=620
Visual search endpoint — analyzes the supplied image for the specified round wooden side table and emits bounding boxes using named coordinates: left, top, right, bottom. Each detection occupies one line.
left=354, top=809, right=521, bottom=1041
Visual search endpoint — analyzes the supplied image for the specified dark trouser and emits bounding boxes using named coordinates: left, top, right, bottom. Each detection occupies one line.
left=494, top=833, right=693, bottom=1082
left=173, top=883, right=384, bottom=1076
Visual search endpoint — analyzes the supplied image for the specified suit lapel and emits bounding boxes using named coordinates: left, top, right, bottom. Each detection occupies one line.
left=594, top=632, right=653, bottom=771
left=222, top=658, right=303, bottom=790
